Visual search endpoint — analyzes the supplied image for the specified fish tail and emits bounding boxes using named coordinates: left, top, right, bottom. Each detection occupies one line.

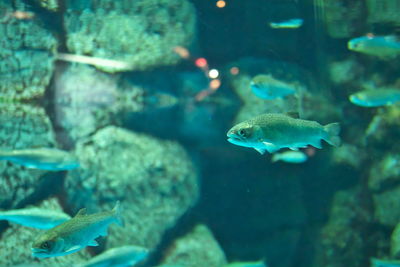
left=0, top=150, right=12, bottom=159
left=324, top=122, right=341, bottom=147
left=112, top=201, right=123, bottom=227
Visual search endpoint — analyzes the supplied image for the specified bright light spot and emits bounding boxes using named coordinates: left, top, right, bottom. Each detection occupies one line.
left=195, top=57, right=208, bottom=68
left=230, top=67, right=239, bottom=75
left=173, top=46, right=190, bottom=59
left=216, top=0, right=226, bottom=8
left=210, top=79, right=221, bottom=90
left=208, top=69, right=219, bottom=79
left=366, top=32, right=375, bottom=39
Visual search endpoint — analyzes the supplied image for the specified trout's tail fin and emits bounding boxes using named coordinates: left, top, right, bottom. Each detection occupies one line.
left=324, top=122, right=341, bottom=147
left=112, top=201, right=123, bottom=227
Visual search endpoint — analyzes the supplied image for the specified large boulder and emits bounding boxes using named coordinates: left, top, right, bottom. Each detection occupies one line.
left=64, top=126, right=199, bottom=249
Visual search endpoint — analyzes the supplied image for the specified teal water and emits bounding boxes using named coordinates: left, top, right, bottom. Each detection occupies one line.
left=0, top=0, right=400, bottom=267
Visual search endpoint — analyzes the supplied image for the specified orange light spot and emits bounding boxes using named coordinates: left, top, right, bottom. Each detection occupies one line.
left=209, top=79, right=221, bottom=91
left=195, top=57, right=208, bottom=68
left=216, top=0, right=226, bottom=8
left=230, top=67, right=239, bottom=75
left=366, top=32, right=375, bottom=39
left=173, top=46, right=190, bottom=59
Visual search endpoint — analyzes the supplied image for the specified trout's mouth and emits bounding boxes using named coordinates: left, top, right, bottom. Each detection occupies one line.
left=227, top=132, right=244, bottom=144
left=31, top=248, right=50, bottom=258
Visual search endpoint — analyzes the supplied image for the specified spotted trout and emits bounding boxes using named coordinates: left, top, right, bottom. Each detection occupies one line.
left=31, top=202, right=122, bottom=258
left=227, top=113, right=340, bottom=154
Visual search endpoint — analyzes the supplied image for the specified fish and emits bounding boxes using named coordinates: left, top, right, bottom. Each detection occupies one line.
left=269, top=18, right=303, bottom=29
left=250, top=74, right=296, bottom=100
left=79, top=245, right=149, bottom=267
left=0, top=148, right=80, bottom=171
left=0, top=207, right=71, bottom=229
left=347, top=35, right=400, bottom=59
left=225, top=261, right=267, bottom=267
left=227, top=113, right=341, bottom=154
left=349, top=89, right=400, bottom=107
left=271, top=150, right=308, bottom=163
left=56, top=53, right=133, bottom=71
left=371, top=258, right=400, bottom=267
left=31, top=201, right=122, bottom=258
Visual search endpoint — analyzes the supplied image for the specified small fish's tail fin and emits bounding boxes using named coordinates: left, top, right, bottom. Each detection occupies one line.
left=112, top=201, right=123, bottom=227
left=324, top=122, right=341, bottom=147
left=0, top=150, right=12, bottom=159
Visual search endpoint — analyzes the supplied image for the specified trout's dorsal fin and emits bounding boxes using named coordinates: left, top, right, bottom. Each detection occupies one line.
left=285, top=111, right=300, bottom=118
left=75, top=208, right=86, bottom=217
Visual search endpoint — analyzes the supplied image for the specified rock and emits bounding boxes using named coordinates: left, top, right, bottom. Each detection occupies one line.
left=367, top=0, right=400, bottom=24
left=52, top=64, right=144, bottom=144
left=160, top=224, right=227, bottom=267
left=64, top=126, right=199, bottom=250
left=64, top=0, right=196, bottom=72
left=312, top=188, right=372, bottom=267
left=0, top=198, right=91, bottom=266
left=0, top=104, right=56, bottom=208
left=391, top=223, right=400, bottom=258
left=319, top=0, right=365, bottom=38
left=369, top=153, right=400, bottom=192
left=373, top=186, right=400, bottom=227
left=0, top=1, right=57, bottom=100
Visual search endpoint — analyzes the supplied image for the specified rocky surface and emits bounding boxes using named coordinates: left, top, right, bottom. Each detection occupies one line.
left=64, top=0, right=196, bottom=73
left=0, top=104, right=56, bottom=208
left=160, top=224, right=227, bottom=267
left=0, top=1, right=57, bottom=100
left=64, top=126, right=199, bottom=250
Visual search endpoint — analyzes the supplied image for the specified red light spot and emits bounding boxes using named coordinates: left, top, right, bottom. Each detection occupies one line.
left=195, top=57, right=208, bottom=68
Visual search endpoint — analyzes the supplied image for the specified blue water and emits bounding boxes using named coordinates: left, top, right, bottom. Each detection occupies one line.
left=0, top=0, right=399, bottom=267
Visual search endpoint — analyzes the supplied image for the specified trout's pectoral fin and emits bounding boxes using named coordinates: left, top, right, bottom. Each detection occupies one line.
left=64, top=245, right=82, bottom=254
left=262, top=142, right=279, bottom=153
left=88, top=239, right=99, bottom=246
left=254, top=148, right=266, bottom=155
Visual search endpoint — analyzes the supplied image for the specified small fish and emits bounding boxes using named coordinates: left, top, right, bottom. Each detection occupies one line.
left=349, top=89, right=400, bottom=107
left=250, top=74, right=296, bottom=100
left=56, top=53, right=133, bottom=71
left=371, top=258, right=400, bottom=267
left=272, top=151, right=308, bottom=163
left=348, top=35, right=400, bottom=59
left=0, top=148, right=80, bottom=171
left=225, top=261, right=267, bottom=267
left=0, top=207, right=71, bottom=229
left=269, top=18, right=303, bottom=29
left=79, top=245, right=149, bottom=267
left=31, top=202, right=122, bottom=258
left=227, top=113, right=340, bottom=154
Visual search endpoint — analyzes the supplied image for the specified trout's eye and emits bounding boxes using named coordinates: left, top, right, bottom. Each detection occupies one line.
left=41, top=241, right=51, bottom=250
left=238, top=129, right=247, bottom=137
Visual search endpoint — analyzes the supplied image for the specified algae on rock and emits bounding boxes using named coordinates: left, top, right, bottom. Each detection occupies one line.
left=64, top=126, right=199, bottom=250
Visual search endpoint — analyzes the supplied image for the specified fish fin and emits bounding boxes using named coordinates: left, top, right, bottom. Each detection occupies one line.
left=75, top=208, right=86, bottom=217
left=262, top=142, right=280, bottom=153
left=285, top=112, right=300, bottom=119
left=65, top=245, right=82, bottom=253
left=324, top=122, right=341, bottom=147
left=88, top=240, right=99, bottom=246
left=289, top=147, right=299, bottom=151
left=112, top=201, right=123, bottom=227
left=311, top=140, right=322, bottom=149
left=271, top=155, right=279, bottom=162
left=254, top=148, right=266, bottom=155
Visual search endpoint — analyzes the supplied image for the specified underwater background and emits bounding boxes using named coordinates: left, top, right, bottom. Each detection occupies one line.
left=1, top=0, right=400, bottom=266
